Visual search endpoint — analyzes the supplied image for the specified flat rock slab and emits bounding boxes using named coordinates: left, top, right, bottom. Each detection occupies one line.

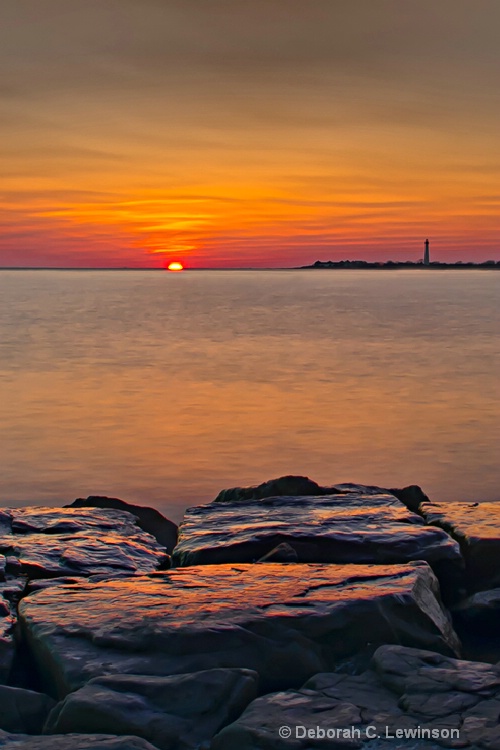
left=66, top=496, right=178, bottom=554
left=19, top=562, right=460, bottom=697
left=172, top=493, right=463, bottom=596
left=0, top=507, right=169, bottom=580
left=420, top=502, right=500, bottom=593
left=45, top=668, right=258, bottom=750
left=212, top=645, right=500, bottom=749
left=0, top=732, right=160, bottom=749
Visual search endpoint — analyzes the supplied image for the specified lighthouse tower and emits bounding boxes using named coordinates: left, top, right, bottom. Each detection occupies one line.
left=423, top=239, right=430, bottom=266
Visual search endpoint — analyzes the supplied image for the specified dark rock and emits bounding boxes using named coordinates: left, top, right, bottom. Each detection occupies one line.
left=213, top=645, right=500, bottom=749
left=18, top=561, right=460, bottom=697
left=213, top=475, right=333, bottom=503
left=0, top=732, right=161, bottom=749
left=0, top=684, right=55, bottom=733
left=44, top=669, right=258, bottom=749
left=256, top=543, right=299, bottom=563
left=420, top=501, right=500, bottom=592
left=213, top=476, right=430, bottom=510
left=172, top=493, right=463, bottom=599
left=67, top=497, right=178, bottom=554
left=451, top=589, right=500, bottom=663
left=0, top=585, right=17, bottom=683
left=390, top=485, right=431, bottom=514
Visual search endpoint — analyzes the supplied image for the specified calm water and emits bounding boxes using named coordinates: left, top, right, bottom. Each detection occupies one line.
left=0, top=269, right=499, bottom=523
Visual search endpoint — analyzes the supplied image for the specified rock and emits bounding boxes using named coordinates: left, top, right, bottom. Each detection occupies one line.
left=212, top=645, right=500, bottom=749
left=213, top=476, right=430, bottom=509
left=18, top=561, right=460, bottom=697
left=0, top=685, right=55, bottom=733
left=0, top=732, right=161, bottom=749
left=453, top=589, right=500, bottom=632
left=66, top=497, right=178, bottom=555
left=420, top=501, right=500, bottom=592
left=390, top=485, right=432, bottom=513
left=44, top=669, right=258, bottom=750
left=172, top=493, right=463, bottom=599
left=0, top=583, right=18, bottom=684
left=0, top=507, right=169, bottom=580
left=213, top=475, right=334, bottom=503
left=451, top=589, right=500, bottom=663
left=256, top=543, right=299, bottom=563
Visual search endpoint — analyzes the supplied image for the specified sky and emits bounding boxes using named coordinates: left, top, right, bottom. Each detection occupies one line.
left=1, top=0, right=500, bottom=268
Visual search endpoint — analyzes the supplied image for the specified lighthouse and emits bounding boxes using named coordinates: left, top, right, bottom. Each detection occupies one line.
left=423, top=239, right=430, bottom=266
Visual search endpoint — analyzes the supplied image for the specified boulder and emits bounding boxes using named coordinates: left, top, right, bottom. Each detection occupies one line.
left=44, top=669, right=258, bottom=750
left=0, top=685, right=55, bottom=733
left=0, top=507, right=169, bottom=580
left=453, top=589, right=500, bottom=634
left=213, top=475, right=335, bottom=503
left=420, top=501, right=500, bottom=592
left=212, top=645, right=500, bottom=749
left=66, top=497, right=178, bottom=554
left=19, top=562, right=460, bottom=697
left=172, top=493, right=463, bottom=598
left=0, top=732, right=160, bottom=749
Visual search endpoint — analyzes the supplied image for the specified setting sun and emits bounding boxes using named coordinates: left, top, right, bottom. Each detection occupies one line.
left=167, top=262, right=184, bottom=272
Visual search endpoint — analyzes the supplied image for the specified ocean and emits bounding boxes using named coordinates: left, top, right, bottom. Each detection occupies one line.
left=1, top=269, right=499, bottom=523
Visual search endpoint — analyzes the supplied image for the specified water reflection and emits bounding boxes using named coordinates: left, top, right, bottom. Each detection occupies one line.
left=0, top=270, right=499, bottom=521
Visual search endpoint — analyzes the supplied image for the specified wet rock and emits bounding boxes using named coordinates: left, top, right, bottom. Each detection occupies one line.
left=45, top=668, right=258, bottom=750
left=420, top=501, right=500, bottom=592
left=0, top=731, right=161, bottom=749
left=19, top=561, right=460, bottom=697
left=67, top=497, right=178, bottom=554
left=0, top=507, right=169, bottom=580
left=172, top=493, right=463, bottom=598
left=212, top=645, right=500, bottom=749
left=257, top=543, right=299, bottom=563
left=0, top=684, right=56, bottom=733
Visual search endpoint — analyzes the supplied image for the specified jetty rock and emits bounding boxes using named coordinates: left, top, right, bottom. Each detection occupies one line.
left=0, top=732, right=161, bottom=749
left=420, top=501, right=500, bottom=593
left=212, top=645, right=500, bottom=749
left=44, top=668, right=258, bottom=750
left=172, top=486, right=463, bottom=600
left=65, top=496, right=178, bottom=554
left=18, top=561, right=460, bottom=698
left=0, top=505, right=172, bottom=684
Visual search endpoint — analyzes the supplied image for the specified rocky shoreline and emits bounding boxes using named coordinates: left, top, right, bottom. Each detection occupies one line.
left=1, top=476, right=500, bottom=749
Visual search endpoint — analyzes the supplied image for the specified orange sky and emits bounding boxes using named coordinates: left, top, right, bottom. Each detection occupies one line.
left=1, top=1, right=500, bottom=267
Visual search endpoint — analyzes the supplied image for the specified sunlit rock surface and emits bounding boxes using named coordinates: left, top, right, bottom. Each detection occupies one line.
left=45, top=669, right=258, bottom=750
left=0, top=732, right=160, bottom=749
left=172, top=493, right=463, bottom=596
left=0, top=507, right=169, bottom=580
left=420, top=501, right=500, bottom=592
left=66, top=496, right=178, bottom=555
left=212, top=645, right=500, bottom=749
left=19, top=562, right=459, bottom=697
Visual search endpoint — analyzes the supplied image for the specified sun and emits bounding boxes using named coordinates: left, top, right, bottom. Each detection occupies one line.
left=167, top=261, right=184, bottom=271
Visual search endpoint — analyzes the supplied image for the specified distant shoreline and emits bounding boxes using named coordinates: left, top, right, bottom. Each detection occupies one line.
left=299, top=260, right=500, bottom=270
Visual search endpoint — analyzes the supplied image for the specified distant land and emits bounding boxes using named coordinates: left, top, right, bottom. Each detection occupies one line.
left=300, top=260, right=500, bottom=270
